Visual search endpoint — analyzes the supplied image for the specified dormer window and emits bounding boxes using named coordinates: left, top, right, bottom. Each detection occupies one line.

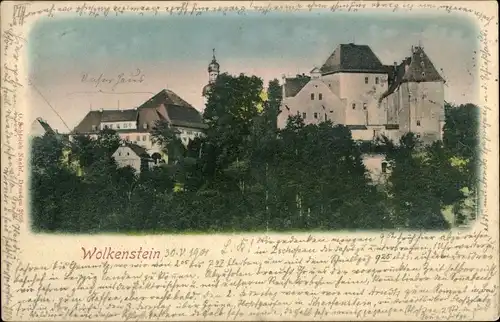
left=91, top=125, right=97, bottom=131
left=143, top=123, right=148, bottom=129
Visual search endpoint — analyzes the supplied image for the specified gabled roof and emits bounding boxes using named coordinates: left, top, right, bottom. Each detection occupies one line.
left=379, top=47, right=444, bottom=102
left=72, top=111, right=102, bottom=134
left=401, top=46, right=444, bottom=83
left=127, top=143, right=149, bottom=157
left=138, top=89, right=206, bottom=129
left=118, top=142, right=149, bottom=157
left=320, top=43, right=387, bottom=75
left=72, top=89, right=207, bottom=134
left=283, top=75, right=311, bottom=98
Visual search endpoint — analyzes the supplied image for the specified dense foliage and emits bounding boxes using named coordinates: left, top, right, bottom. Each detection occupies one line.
left=30, top=75, right=479, bottom=233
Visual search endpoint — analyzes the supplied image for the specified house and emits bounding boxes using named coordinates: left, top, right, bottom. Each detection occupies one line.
left=279, top=43, right=445, bottom=145
left=71, top=88, right=207, bottom=163
left=112, top=142, right=156, bottom=174
left=279, top=43, right=445, bottom=181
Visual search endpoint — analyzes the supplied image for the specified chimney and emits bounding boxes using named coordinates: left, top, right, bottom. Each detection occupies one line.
left=281, top=74, right=286, bottom=99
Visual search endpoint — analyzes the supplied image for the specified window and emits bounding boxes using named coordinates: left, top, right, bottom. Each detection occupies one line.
left=319, top=93, right=323, bottom=100
left=109, top=124, right=113, bottom=129
left=126, top=135, right=130, bottom=141
left=311, top=93, right=315, bottom=100
left=136, top=135, right=140, bottom=141
left=417, top=120, right=421, bottom=126
left=127, top=152, right=130, bottom=156
left=328, top=84, right=331, bottom=88
left=143, top=123, right=148, bottom=129
left=117, top=124, right=121, bottom=129
left=363, top=103, right=367, bottom=110
left=381, top=162, right=388, bottom=173
left=104, top=125, right=109, bottom=129
left=352, top=103, right=356, bottom=110
left=314, top=112, right=318, bottom=119
left=324, top=114, right=328, bottom=121
left=187, top=131, right=193, bottom=135
left=302, top=112, right=307, bottom=119
left=91, top=125, right=97, bottom=131
left=421, top=72, right=426, bottom=77
left=375, top=77, right=379, bottom=84
left=118, top=152, right=121, bottom=156
left=142, top=135, right=147, bottom=141
left=416, top=134, right=421, bottom=139
left=365, top=77, right=369, bottom=84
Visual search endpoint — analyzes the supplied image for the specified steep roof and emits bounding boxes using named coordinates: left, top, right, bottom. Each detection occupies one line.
left=401, top=46, right=444, bottom=83
left=379, top=47, right=444, bottom=102
left=72, top=111, right=103, bottom=134
left=138, top=89, right=206, bottom=129
left=72, top=89, right=206, bottom=134
left=125, top=142, right=149, bottom=157
left=320, top=43, right=387, bottom=75
left=283, top=75, right=311, bottom=98
left=101, top=109, right=138, bottom=122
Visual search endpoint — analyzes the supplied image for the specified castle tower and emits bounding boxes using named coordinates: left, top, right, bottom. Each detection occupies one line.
left=202, top=49, right=220, bottom=98
left=398, top=45, right=445, bottom=143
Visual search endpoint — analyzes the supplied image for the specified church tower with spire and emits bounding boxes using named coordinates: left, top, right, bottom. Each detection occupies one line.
left=202, top=49, right=220, bottom=98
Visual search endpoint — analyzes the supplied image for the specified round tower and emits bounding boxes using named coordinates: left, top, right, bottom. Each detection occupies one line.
left=203, top=49, right=220, bottom=97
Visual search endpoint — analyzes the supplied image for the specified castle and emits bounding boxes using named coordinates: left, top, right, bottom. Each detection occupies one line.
left=279, top=43, right=446, bottom=145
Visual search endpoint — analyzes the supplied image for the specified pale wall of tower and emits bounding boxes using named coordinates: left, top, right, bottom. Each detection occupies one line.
left=209, top=71, right=218, bottom=83
left=387, top=81, right=444, bottom=144
left=322, top=72, right=388, bottom=126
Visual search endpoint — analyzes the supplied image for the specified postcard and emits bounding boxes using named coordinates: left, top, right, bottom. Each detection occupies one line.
left=1, top=1, right=499, bottom=321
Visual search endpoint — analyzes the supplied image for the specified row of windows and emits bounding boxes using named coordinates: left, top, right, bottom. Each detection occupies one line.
left=365, top=76, right=380, bottom=85
left=310, top=93, right=323, bottom=101
left=352, top=103, right=368, bottom=110
left=124, top=135, right=149, bottom=142
left=297, top=111, right=329, bottom=121
left=102, top=122, right=138, bottom=130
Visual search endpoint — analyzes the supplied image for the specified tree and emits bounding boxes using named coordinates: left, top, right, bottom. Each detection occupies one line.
left=384, top=133, right=450, bottom=230
left=150, top=120, right=186, bottom=164
left=203, top=73, right=264, bottom=171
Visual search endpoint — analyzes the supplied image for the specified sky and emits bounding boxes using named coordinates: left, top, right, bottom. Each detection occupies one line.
left=27, top=10, right=480, bottom=132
